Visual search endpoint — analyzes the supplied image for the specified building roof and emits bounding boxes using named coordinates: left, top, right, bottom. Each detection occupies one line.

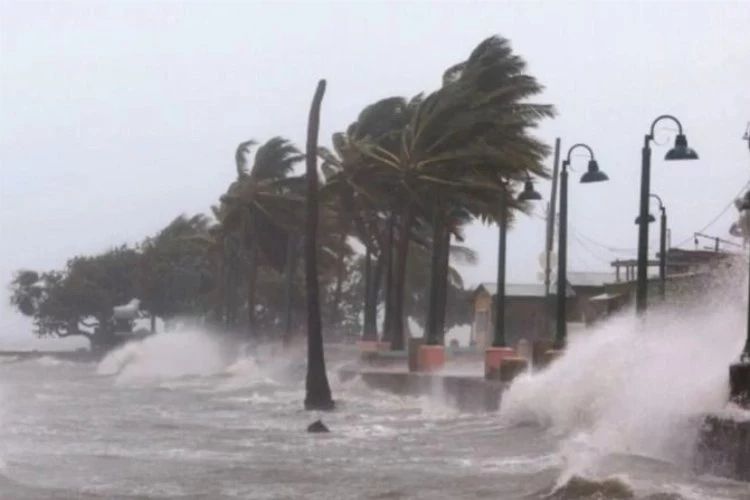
left=567, top=271, right=617, bottom=288
left=475, top=281, right=575, bottom=298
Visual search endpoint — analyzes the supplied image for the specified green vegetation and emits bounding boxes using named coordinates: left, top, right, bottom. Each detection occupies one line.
left=8, top=35, right=554, bottom=358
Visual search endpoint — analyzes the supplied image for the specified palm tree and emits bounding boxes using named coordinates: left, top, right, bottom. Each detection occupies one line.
left=304, top=79, right=334, bottom=411
left=320, top=97, right=417, bottom=347
left=353, top=35, right=555, bottom=350
left=219, top=137, right=305, bottom=338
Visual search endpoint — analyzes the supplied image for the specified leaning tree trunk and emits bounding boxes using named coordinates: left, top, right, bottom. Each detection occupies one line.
left=362, top=243, right=378, bottom=341
left=390, top=204, right=415, bottom=351
left=246, top=242, right=259, bottom=339
left=381, top=213, right=396, bottom=342
left=304, top=79, right=334, bottom=411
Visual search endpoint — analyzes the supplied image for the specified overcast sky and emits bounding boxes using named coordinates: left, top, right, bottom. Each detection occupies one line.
left=1, top=0, right=749, bottom=346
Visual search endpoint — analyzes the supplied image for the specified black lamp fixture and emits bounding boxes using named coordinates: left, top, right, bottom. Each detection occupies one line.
left=580, top=159, right=609, bottom=184
left=553, top=144, right=608, bottom=350
left=664, top=134, right=699, bottom=161
left=635, top=115, right=698, bottom=315
left=634, top=214, right=657, bottom=225
left=518, top=177, right=543, bottom=201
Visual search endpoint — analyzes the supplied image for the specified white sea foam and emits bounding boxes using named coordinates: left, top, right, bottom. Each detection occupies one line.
left=96, top=330, right=234, bottom=383
left=500, top=301, right=746, bottom=471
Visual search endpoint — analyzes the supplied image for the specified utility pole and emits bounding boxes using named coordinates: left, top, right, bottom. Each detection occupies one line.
left=544, top=138, right=561, bottom=337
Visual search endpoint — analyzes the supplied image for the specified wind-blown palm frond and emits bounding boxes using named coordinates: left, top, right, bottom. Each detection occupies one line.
left=249, top=137, right=304, bottom=182
left=235, top=140, right=257, bottom=177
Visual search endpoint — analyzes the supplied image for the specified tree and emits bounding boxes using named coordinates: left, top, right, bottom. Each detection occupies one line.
left=351, top=36, right=555, bottom=349
left=9, top=246, right=140, bottom=348
left=137, top=214, right=216, bottom=331
left=304, top=79, right=335, bottom=411
left=217, top=137, right=305, bottom=336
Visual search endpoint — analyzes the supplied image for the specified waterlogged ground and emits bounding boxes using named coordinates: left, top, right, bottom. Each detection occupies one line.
left=0, top=320, right=749, bottom=500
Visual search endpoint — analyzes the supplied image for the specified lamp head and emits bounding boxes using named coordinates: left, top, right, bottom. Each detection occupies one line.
left=517, top=179, right=542, bottom=201
left=634, top=213, right=656, bottom=225
left=665, top=134, right=699, bottom=160
left=580, top=159, right=609, bottom=183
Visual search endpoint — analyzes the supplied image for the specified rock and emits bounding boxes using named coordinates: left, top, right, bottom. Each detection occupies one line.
left=307, top=420, right=330, bottom=433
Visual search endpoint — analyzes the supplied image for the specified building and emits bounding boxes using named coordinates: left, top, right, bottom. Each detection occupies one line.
left=469, top=271, right=614, bottom=348
left=604, top=248, right=744, bottom=311
left=469, top=248, right=744, bottom=349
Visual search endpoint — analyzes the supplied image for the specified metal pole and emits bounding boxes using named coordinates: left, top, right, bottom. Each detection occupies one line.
left=659, top=208, right=667, bottom=301
left=492, top=188, right=508, bottom=347
left=553, top=162, right=569, bottom=349
left=544, top=138, right=561, bottom=337
left=636, top=135, right=652, bottom=315
left=745, top=249, right=750, bottom=361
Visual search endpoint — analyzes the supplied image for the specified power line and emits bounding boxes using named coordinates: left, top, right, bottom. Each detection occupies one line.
left=673, top=178, right=750, bottom=248
left=572, top=228, right=638, bottom=254
left=571, top=233, right=618, bottom=265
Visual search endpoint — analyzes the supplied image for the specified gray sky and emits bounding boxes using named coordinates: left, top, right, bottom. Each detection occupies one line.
left=1, top=0, right=749, bottom=345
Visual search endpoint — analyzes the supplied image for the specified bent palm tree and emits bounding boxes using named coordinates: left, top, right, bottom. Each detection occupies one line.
left=304, top=79, right=335, bottom=411
left=220, top=137, right=305, bottom=337
left=355, top=35, right=555, bottom=349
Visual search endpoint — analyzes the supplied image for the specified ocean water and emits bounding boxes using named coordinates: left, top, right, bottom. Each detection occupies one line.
left=0, top=309, right=749, bottom=499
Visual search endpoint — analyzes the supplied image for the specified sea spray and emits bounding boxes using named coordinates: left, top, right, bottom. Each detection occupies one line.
left=499, top=304, right=745, bottom=467
left=96, top=329, right=236, bottom=383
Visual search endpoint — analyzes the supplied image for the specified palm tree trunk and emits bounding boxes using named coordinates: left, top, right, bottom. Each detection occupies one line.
left=390, top=204, right=415, bottom=351
left=246, top=243, right=258, bottom=338
left=225, top=251, right=237, bottom=330
left=214, top=239, right=226, bottom=326
left=304, top=79, right=334, bottom=411
left=436, top=227, right=451, bottom=344
left=366, top=249, right=384, bottom=340
left=425, top=204, right=445, bottom=345
left=382, top=213, right=395, bottom=342
left=362, top=243, right=376, bottom=341
left=328, top=231, right=347, bottom=327
left=283, top=234, right=296, bottom=341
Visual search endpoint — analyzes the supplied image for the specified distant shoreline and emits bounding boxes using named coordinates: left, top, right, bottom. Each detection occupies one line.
left=0, top=350, right=100, bottom=363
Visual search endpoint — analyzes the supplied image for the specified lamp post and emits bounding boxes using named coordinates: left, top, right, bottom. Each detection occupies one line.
left=634, top=194, right=668, bottom=301
left=553, top=144, right=609, bottom=351
left=492, top=178, right=543, bottom=347
left=484, top=178, right=541, bottom=379
left=730, top=191, right=750, bottom=407
left=636, top=115, right=698, bottom=315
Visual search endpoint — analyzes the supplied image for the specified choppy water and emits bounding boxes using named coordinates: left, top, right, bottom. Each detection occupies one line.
left=1, top=310, right=749, bottom=499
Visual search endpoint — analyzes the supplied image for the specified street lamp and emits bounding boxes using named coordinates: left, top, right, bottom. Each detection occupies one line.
left=484, top=177, right=542, bottom=380
left=636, top=115, right=698, bottom=315
left=553, top=144, right=609, bottom=350
left=730, top=191, right=750, bottom=407
left=634, top=194, right=668, bottom=301
left=492, top=178, right=543, bottom=348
